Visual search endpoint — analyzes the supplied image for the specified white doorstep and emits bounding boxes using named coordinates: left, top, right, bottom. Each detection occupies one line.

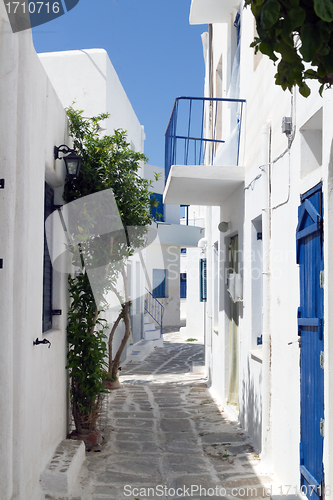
left=40, top=439, right=85, bottom=496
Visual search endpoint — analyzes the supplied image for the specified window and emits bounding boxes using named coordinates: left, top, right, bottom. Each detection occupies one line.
left=43, top=182, right=54, bottom=332
left=150, top=193, right=164, bottom=221
left=180, top=273, right=187, bottom=299
left=199, top=258, right=207, bottom=302
left=152, top=269, right=166, bottom=298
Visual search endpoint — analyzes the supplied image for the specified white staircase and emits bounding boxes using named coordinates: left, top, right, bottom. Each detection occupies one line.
left=124, top=315, right=163, bottom=364
left=143, top=314, right=161, bottom=340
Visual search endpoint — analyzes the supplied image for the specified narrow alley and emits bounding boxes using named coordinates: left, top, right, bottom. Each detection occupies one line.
left=55, top=330, right=277, bottom=500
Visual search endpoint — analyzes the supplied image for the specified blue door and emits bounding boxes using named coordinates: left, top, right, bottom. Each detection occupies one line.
left=296, top=183, right=324, bottom=499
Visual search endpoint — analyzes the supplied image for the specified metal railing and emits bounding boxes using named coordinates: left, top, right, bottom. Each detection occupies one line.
left=144, top=287, right=164, bottom=338
left=165, top=96, right=246, bottom=183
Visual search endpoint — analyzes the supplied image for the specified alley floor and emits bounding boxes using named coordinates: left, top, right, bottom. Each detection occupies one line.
left=50, top=329, right=277, bottom=500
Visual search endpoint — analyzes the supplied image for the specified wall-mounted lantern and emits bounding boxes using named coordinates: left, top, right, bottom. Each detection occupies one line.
left=54, top=144, right=82, bottom=179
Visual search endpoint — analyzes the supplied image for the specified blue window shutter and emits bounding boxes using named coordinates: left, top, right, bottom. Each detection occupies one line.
left=180, top=272, right=187, bottom=299
left=150, top=193, right=164, bottom=221
left=43, top=182, right=54, bottom=332
left=200, top=258, right=207, bottom=302
left=234, top=11, right=241, bottom=45
left=153, top=269, right=166, bottom=298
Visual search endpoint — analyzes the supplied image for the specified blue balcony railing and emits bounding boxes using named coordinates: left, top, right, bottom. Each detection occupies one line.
left=144, top=287, right=164, bottom=337
left=165, top=96, right=245, bottom=184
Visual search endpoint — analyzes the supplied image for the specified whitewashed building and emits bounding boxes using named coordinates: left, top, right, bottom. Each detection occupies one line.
left=39, top=49, right=203, bottom=358
left=164, top=0, right=333, bottom=497
left=0, top=4, right=76, bottom=498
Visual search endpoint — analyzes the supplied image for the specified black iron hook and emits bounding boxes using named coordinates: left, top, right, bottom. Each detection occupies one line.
left=33, top=338, right=51, bottom=348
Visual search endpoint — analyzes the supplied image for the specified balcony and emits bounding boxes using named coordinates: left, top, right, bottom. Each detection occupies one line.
left=156, top=222, right=204, bottom=247
left=189, top=0, right=241, bottom=25
left=163, top=96, right=245, bottom=206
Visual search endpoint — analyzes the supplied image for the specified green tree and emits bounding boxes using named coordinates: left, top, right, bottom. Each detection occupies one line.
left=245, top=0, right=333, bottom=96
left=64, top=109, right=157, bottom=432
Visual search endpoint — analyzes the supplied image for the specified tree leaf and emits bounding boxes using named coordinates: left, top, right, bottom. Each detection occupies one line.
left=300, top=23, right=322, bottom=61
left=259, top=41, right=278, bottom=61
left=299, top=81, right=311, bottom=97
left=287, top=6, right=306, bottom=29
left=260, top=0, right=281, bottom=29
left=314, top=0, right=333, bottom=22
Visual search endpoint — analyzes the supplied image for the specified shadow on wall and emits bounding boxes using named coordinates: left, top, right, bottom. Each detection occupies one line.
left=240, top=356, right=262, bottom=452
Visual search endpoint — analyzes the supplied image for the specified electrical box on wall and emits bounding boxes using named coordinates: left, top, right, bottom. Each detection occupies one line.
left=282, top=116, right=292, bottom=135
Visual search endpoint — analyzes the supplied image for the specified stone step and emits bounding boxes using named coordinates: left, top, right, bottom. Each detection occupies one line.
left=144, top=321, right=157, bottom=333
left=40, top=439, right=85, bottom=497
left=144, top=328, right=161, bottom=341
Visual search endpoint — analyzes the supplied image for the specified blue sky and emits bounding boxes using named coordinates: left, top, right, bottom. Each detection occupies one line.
left=32, top=0, right=207, bottom=170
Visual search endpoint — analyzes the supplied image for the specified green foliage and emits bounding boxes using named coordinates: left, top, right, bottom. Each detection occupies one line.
left=245, top=0, right=333, bottom=96
left=64, top=108, right=156, bottom=430
left=67, top=272, right=108, bottom=432
left=64, top=108, right=153, bottom=230
left=101, top=370, right=118, bottom=382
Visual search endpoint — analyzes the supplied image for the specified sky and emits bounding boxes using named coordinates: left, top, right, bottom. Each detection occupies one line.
left=32, top=0, right=207, bottom=170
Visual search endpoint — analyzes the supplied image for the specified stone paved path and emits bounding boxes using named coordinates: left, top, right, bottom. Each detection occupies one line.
left=54, top=329, right=275, bottom=500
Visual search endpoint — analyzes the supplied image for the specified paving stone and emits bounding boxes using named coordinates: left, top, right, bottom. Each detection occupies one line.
left=114, top=418, right=152, bottom=429
left=97, top=470, right=162, bottom=484
left=171, top=475, right=217, bottom=490
left=167, top=455, right=209, bottom=474
left=164, top=440, right=200, bottom=452
left=160, top=418, right=191, bottom=432
left=201, top=433, right=246, bottom=444
left=226, top=443, right=255, bottom=454
left=113, top=411, right=155, bottom=419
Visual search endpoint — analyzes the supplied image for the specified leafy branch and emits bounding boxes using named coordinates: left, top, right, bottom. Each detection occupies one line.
left=245, top=0, right=333, bottom=96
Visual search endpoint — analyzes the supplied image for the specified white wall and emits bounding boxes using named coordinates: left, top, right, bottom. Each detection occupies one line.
left=144, top=164, right=165, bottom=194
left=39, top=49, right=145, bottom=154
left=0, top=6, right=70, bottom=498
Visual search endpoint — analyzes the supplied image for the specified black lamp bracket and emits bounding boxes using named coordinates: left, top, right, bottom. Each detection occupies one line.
left=33, top=338, right=51, bottom=348
left=54, top=145, right=76, bottom=160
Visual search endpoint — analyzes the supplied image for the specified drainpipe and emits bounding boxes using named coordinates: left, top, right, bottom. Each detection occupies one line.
left=261, top=122, right=273, bottom=467
left=208, top=24, right=213, bottom=100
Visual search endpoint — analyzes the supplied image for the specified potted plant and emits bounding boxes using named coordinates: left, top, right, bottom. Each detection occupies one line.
left=66, top=271, right=108, bottom=447
left=101, top=370, right=120, bottom=390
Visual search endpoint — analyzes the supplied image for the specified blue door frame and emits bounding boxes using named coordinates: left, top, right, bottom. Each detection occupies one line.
left=296, top=183, right=324, bottom=500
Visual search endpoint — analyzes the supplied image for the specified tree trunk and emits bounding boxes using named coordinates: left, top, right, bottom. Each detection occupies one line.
left=110, top=266, right=132, bottom=379
left=111, top=302, right=131, bottom=379
left=108, top=309, right=123, bottom=374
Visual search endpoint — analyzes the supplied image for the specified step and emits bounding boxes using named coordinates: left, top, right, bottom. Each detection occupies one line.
left=40, top=439, right=85, bottom=496
left=144, top=328, right=161, bottom=341
left=144, top=321, right=156, bottom=333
